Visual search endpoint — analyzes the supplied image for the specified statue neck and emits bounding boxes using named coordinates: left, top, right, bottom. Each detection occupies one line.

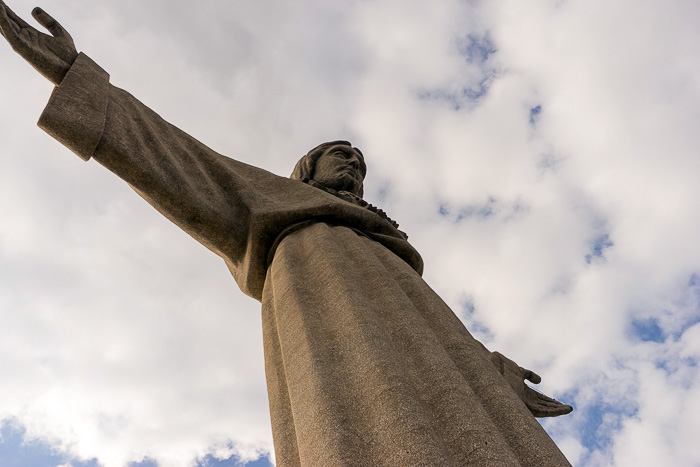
left=302, top=178, right=408, bottom=240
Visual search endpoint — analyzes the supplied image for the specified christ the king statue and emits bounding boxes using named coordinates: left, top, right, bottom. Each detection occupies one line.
left=0, top=3, right=573, bottom=466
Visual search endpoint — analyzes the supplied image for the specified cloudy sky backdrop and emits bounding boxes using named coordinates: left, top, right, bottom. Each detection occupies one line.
left=1, top=0, right=699, bottom=465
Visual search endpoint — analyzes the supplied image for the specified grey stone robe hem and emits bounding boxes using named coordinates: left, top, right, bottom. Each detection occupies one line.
left=37, top=53, right=571, bottom=466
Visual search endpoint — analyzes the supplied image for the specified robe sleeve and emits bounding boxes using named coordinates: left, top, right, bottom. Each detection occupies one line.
left=37, top=53, right=284, bottom=293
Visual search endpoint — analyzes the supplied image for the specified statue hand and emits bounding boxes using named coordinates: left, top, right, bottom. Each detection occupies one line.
left=491, top=351, right=573, bottom=418
left=0, top=1, right=77, bottom=84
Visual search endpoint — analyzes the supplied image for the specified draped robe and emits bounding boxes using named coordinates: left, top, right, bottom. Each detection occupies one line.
left=37, top=53, right=571, bottom=466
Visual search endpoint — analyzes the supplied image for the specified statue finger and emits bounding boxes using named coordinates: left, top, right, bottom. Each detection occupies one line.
left=0, top=3, right=19, bottom=37
left=535, top=392, right=573, bottom=411
left=3, top=2, right=32, bottom=30
left=0, top=8, right=7, bottom=39
left=533, top=390, right=564, bottom=405
left=529, top=395, right=573, bottom=417
left=0, top=4, right=27, bottom=48
left=31, top=7, right=69, bottom=40
left=523, top=368, right=542, bottom=384
left=541, top=403, right=573, bottom=416
left=534, top=404, right=573, bottom=418
left=558, top=404, right=573, bottom=414
left=537, top=397, right=567, bottom=409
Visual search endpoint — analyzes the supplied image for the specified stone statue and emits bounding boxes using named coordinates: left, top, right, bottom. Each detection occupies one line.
left=0, top=4, right=573, bottom=466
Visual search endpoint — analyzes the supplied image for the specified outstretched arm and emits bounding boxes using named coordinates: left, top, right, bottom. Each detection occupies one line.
left=0, top=2, right=301, bottom=300
left=0, top=1, right=77, bottom=84
left=0, top=2, right=240, bottom=259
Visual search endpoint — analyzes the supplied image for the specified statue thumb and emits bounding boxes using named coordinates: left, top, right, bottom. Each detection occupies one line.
left=32, top=7, right=64, bottom=37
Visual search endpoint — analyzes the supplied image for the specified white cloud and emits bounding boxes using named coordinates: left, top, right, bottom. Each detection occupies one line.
left=1, top=0, right=699, bottom=465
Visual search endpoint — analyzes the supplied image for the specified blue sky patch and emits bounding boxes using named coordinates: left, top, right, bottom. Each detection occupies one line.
left=438, top=197, right=498, bottom=222
left=130, top=458, right=159, bottom=467
left=585, top=234, right=614, bottom=264
left=675, top=274, right=700, bottom=336
left=456, top=197, right=497, bottom=221
left=554, top=390, right=638, bottom=464
left=439, top=198, right=528, bottom=223
left=416, top=32, right=498, bottom=110
left=460, top=300, right=494, bottom=342
left=456, top=33, right=497, bottom=64
left=579, top=399, right=637, bottom=452
left=580, top=400, right=608, bottom=450
left=529, top=105, right=542, bottom=125
left=195, top=453, right=273, bottom=467
left=0, top=421, right=98, bottom=467
left=672, top=313, right=700, bottom=341
left=0, top=419, right=272, bottom=467
left=461, top=76, right=493, bottom=101
left=417, top=75, right=494, bottom=110
left=629, top=317, right=665, bottom=343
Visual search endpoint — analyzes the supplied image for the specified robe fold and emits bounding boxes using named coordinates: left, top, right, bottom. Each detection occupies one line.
left=37, top=53, right=571, bottom=466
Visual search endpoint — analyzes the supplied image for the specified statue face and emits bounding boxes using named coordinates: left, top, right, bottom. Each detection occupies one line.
left=312, top=145, right=365, bottom=195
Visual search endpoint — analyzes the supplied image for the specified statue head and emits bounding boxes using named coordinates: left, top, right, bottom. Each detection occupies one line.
left=291, top=141, right=367, bottom=197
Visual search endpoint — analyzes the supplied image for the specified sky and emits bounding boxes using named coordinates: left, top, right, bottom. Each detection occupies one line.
left=0, top=0, right=699, bottom=465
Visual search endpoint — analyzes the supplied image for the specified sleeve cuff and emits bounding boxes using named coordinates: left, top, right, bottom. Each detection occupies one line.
left=37, top=52, right=110, bottom=161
